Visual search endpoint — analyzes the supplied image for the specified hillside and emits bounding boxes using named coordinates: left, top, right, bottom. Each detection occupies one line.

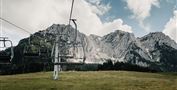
left=0, top=71, right=177, bottom=90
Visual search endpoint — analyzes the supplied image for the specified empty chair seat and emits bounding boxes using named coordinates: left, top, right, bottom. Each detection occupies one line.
left=0, top=56, right=11, bottom=60
left=24, top=53, right=39, bottom=56
left=0, top=56, right=11, bottom=64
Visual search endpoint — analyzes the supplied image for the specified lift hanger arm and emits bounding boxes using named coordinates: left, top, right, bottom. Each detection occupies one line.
left=69, top=0, right=75, bottom=25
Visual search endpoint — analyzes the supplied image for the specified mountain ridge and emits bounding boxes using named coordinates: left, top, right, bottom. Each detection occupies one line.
left=2, top=24, right=177, bottom=72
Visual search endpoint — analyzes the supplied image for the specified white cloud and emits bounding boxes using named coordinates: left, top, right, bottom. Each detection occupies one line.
left=163, top=10, right=177, bottom=43
left=100, top=19, right=132, bottom=35
left=1, top=0, right=132, bottom=46
left=125, top=0, right=160, bottom=32
left=86, top=0, right=111, bottom=16
left=126, top=0, right=160, bottom=21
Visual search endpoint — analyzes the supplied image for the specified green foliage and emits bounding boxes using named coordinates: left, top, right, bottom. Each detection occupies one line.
left=98, top=60, right=158, bottom=72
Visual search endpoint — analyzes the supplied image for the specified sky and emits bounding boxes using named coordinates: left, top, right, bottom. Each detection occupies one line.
left=0, top=0, right=177, bottom=46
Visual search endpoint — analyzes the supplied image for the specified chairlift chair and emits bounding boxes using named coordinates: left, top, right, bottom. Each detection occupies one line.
left=23, top=35, right=45, bottom=58
left=23, top=34, right=52, bottom=65
left=51, top=19, right=86, bottom=66
left=52, top=0, right=87, bottom=80
left=0, top=37, right=14, bottom=64
left=23, top=44, right=40, bottom=59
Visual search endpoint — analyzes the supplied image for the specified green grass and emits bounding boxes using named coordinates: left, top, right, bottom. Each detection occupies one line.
left=0, top=71, right=177, bottom=90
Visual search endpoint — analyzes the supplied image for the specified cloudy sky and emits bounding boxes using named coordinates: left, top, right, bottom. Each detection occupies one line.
left=0, top=0, right=176, bottom=46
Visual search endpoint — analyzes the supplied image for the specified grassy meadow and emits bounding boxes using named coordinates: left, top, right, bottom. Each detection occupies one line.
left=0, top=71, right=177, bottom=90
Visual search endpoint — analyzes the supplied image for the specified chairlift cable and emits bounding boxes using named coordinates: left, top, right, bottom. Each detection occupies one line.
left=0, top=17, right=31, bottom=34
left=0, top=17, right=46, bottom=44
left=0, top=17, right=48, bottom=63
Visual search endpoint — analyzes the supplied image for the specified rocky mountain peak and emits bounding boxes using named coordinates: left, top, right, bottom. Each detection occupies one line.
left=102, top=30, right=136, bottom=44
left=140, top=32, right=177, bottom=50
left=45, top=24, right=74, bottom=35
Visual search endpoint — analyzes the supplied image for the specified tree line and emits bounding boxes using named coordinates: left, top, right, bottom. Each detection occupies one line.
left=97, top=60, right=158, bottom=72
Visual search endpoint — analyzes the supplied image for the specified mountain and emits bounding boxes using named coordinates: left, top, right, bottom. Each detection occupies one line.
left=139, top=32, right=177, bottom=71
left=1, top=24, right=177, bottom=72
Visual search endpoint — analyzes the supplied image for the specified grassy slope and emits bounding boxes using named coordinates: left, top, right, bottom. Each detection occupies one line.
left=0, top=71, right=177, bottom=90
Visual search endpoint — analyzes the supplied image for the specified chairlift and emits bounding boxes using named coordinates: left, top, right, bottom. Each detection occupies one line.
left=22, top=34, right=51, bottom=73
left=23, top=35, right=42, bottom=59
left=51, top=19, right=86, bottom=80
left=23, top=34, right=51, bottom=63
left=51, top=19, right=86, bottom=65
left=51, top=0, right=86, bottom=80
left=0, top=37, right=14, bottom=64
